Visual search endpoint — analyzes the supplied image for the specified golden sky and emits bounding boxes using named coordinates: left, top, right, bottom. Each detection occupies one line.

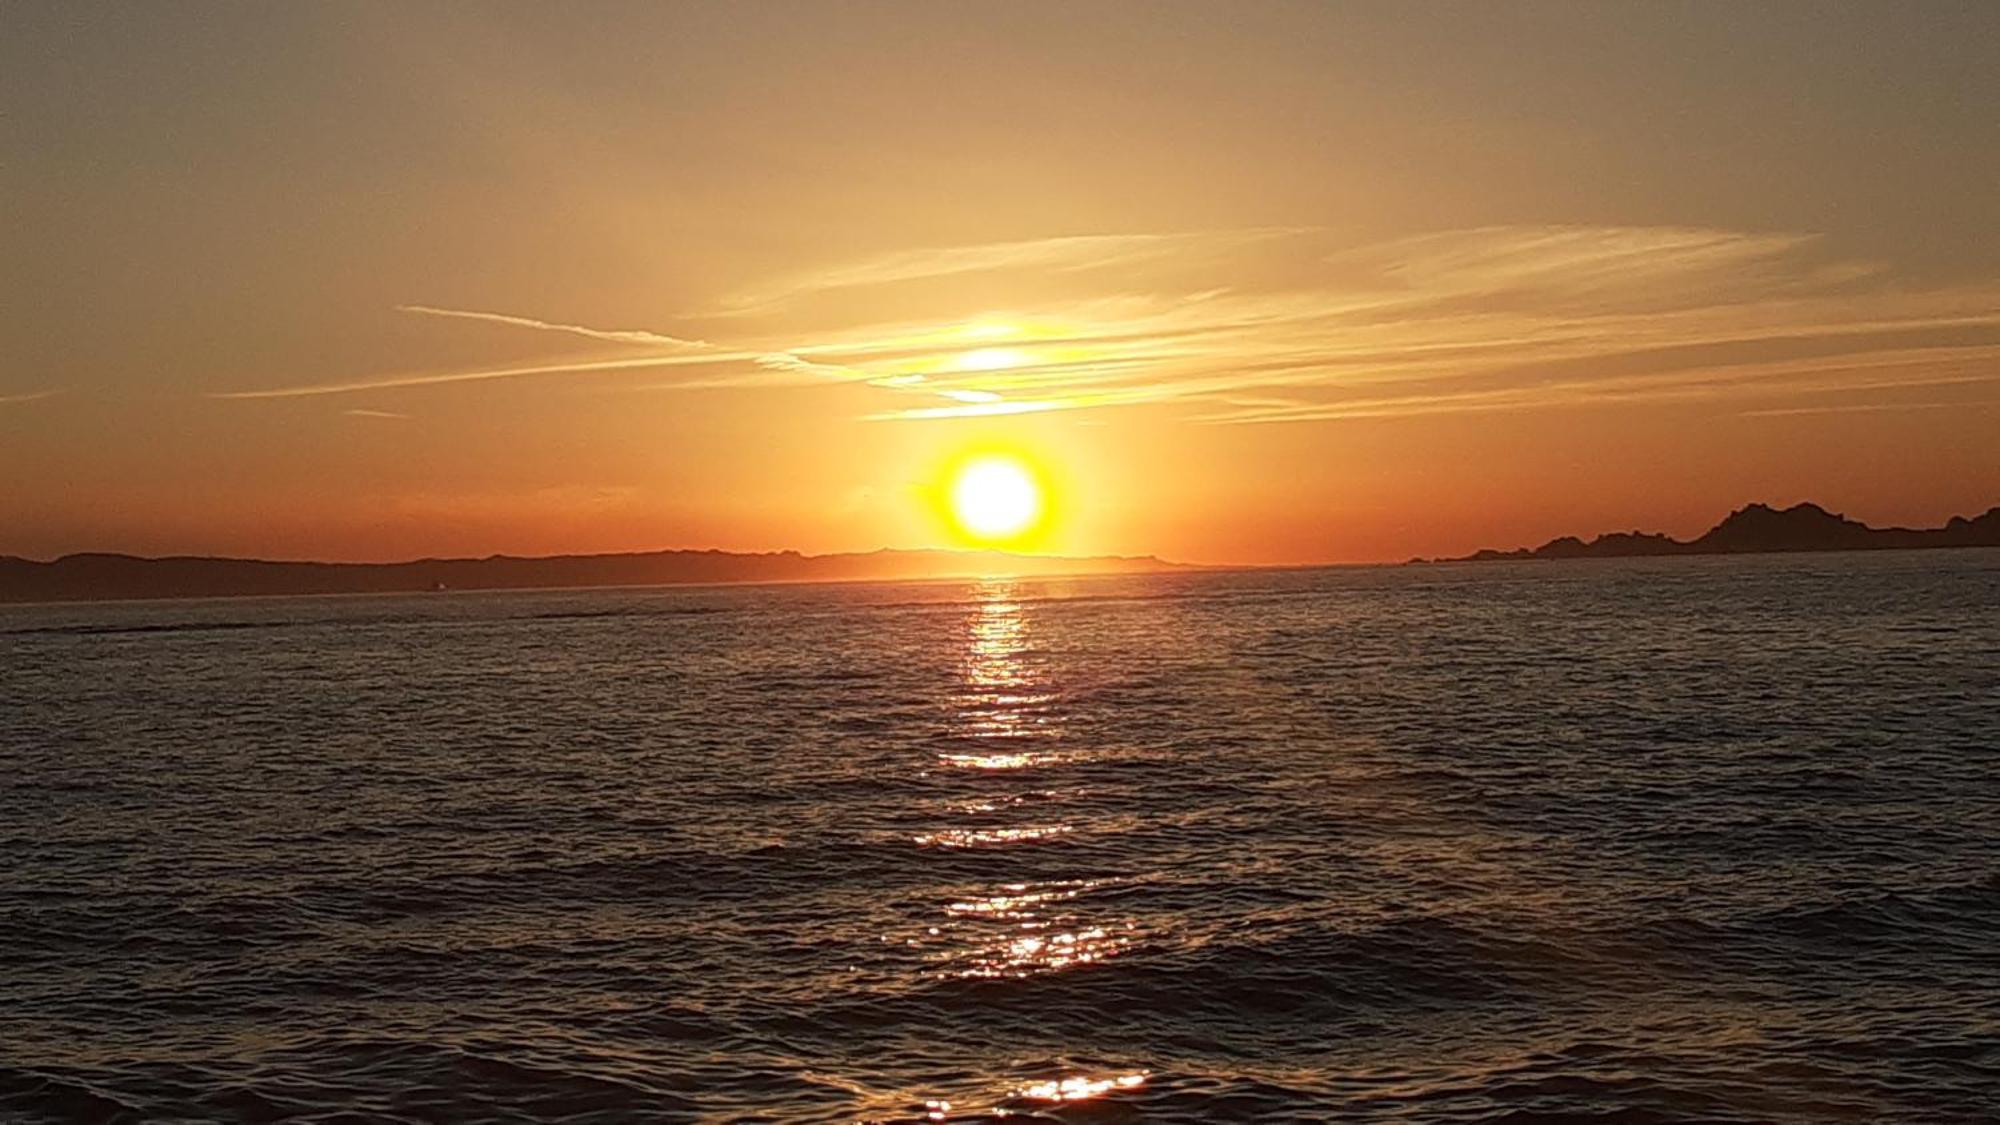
left=5, top=3, right=1997, bottom=564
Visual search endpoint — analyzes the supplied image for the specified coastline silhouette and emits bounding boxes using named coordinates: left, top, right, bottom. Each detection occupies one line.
left=1418, top=501, right=2000, bottom=563
left=0, top=546, right=1187, bottom=604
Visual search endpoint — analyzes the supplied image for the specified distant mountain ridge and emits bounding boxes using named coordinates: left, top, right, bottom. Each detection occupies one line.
left=0, top=546, right=1189, bottom=604
left=1424, top=502, right=2000, bottom=563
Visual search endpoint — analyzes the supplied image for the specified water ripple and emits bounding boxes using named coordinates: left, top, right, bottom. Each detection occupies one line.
left=2, top=551, right=1997, bottom=1121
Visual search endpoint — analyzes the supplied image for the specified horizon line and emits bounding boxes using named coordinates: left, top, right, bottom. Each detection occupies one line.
left=0, top=542, right=1201, bottom=570
left=4, top=498, right=1996, bottom=575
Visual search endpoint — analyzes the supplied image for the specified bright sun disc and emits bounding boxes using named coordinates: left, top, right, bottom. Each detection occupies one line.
left=950, top=457, right=1041, bottom=540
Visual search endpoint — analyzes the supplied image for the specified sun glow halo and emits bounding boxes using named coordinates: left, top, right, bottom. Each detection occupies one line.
left=956, top=346, right=1028, bottom=372
left=949, top=456, right=1042, bottom=541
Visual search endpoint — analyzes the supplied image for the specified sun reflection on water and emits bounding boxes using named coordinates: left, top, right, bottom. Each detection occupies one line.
left=884, top=581, right=1153, bottom=1109
left=943, top=878, right=1094, bottom=916
left=936, top=749, right=1092, bottom=773
left=959, top=921, right=1138, bottom=979
left=958, top=587, right=1052, bottom=732
left=1017, top=1071, right=1150, bottom=1102
left=938, top=583, right=1068, bottom=777
left=967, top=589, right=1026, bottom=661
left=912, top=824, right=1073, bottom=849
left=913, top=876, right=1145, bottom=979
left=908, top=1069, right=1148, bottom=1122
left=936, top=750, right=1045, bottom=770
left=919, top=586, right=1147, bottom=979
left=943, top=791, right=1066, bottom=815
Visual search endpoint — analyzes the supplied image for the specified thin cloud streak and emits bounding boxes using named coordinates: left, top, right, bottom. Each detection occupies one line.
left=222, top=226, right=2000, bottom=419
left=1737, top=399, right=2000, bottom=418
left=1193, top=355, right=2000, bottom=424
left=216, top=298, right=902, bottom=397
left=0, top=390, right=61, bottom=406
left=825, top=225, right=2000, bottom=422
left=398, top=305, right=711, bottom=350
left=210, top=307, right=887, bottom=399
left=209, top=352, right=766, bottom=399
left=718, top=227, right=1304, bottom=312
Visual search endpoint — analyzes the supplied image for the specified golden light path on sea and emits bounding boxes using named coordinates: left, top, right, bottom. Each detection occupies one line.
left=1018, top=1071, right=1150, bottom=1102
left=899, top=580, right=1151, bottom=1117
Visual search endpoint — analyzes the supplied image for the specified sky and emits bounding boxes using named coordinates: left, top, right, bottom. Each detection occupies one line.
left=4, top=1, right=1997, bottom=565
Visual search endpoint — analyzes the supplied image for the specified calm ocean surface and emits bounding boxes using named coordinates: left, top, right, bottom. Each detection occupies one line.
left=3, top=551, right=1997, bottom=1123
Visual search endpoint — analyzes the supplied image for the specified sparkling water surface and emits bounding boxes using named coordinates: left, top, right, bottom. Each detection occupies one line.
left=4, top=551, right=1998, bottom=1122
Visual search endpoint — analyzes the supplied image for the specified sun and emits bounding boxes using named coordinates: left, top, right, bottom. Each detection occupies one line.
left=949, top=455, right=1043, bottom=542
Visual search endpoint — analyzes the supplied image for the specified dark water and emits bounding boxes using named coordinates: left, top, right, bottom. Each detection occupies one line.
left=4, top=552, right=1998, bottom=1123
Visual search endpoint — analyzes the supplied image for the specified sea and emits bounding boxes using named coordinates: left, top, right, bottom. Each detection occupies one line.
left=3, top=550, right=1997, bottom=1123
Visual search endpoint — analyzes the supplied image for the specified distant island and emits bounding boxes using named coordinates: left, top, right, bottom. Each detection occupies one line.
left=0, top=547, right=1189, bottom=604
left=1419, top=502, right=2000, bottom=564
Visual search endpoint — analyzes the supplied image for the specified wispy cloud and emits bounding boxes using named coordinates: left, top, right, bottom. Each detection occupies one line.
left=210, top=352, right=760, bottom=399
left=398, top=305, right=710, bottom=349
left=342, top=408, right=412, bottom=419
left=212, top=306, right=872, bottom=399
left=216, top=225, right=2000, bottom=420
left=719, top=228, right=1301, bottom=311
left=0, top=389, right=61, bottom=406
left=1737, top=398, right=2000, bottom=418
left=1189, top=343, right=2000, bottom=424
left=816, top=224, right=2000, bottom=422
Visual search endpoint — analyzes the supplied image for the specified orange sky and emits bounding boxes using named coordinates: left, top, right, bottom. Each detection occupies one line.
left=5, top=4, right=1997, bottom=565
